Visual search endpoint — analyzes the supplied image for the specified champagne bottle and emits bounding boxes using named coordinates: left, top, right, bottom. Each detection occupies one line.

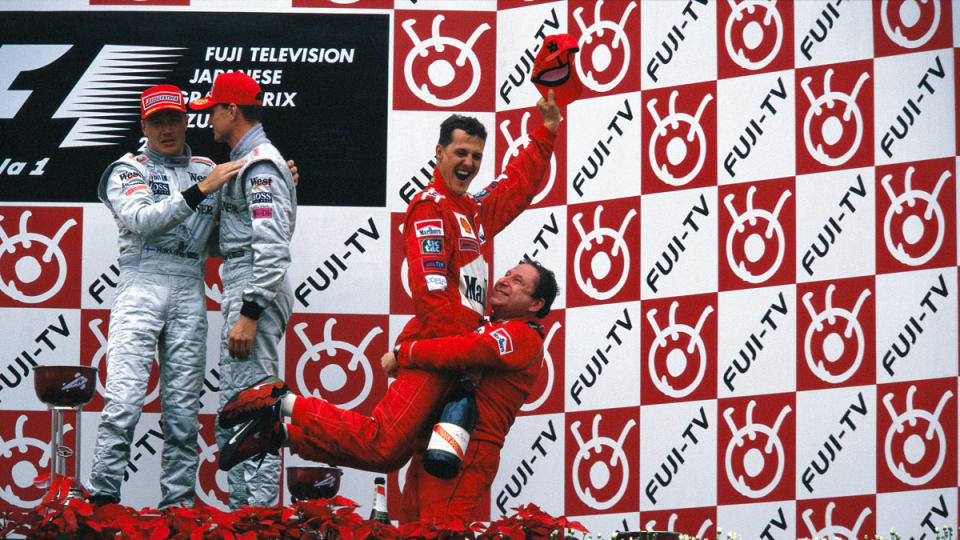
left=423, top=377, right=478, bottom=479
left=369, top=476, right=390, bottom=524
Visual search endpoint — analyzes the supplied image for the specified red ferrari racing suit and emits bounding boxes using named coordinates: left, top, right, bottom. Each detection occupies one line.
left=395, top=124, right=554, bottom=521
left=396, top=318, right=545, bottom=522
left=286, top=126, right=554, bottom=519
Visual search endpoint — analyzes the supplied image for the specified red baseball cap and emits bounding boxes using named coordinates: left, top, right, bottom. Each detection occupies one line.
left=190, top=71, right=263, bottom=109
left=140, top=84, right=186, bottom=118
left=531, top=33, right=582, bottom=106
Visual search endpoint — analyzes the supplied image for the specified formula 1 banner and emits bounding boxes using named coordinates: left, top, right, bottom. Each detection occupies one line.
left=0, top=10, right=388, bottom=206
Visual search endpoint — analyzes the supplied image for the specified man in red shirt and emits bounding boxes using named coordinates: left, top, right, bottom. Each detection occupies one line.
left=218, top=261, right=557, bottom=522
left=390, top=90, right=558, bottom=521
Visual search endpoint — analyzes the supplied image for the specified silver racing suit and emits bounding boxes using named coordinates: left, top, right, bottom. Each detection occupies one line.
left=215, top=124, right=296, bottom=509
left=89, top=145, right=217, bottom=508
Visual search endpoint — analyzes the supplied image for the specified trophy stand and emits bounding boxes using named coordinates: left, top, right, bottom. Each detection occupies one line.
left=33, top=365, right=98, bottom=499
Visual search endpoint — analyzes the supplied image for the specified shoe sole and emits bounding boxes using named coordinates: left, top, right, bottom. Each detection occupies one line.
left=220, top=379, right=286, bottom=429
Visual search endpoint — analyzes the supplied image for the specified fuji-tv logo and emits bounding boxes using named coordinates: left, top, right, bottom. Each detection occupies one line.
left=0, top=412, right=61, bottom=510
left=394, top=11, right=495, bottom=110
left=568, top=202, right=639, bottom=306
left=642, top=84, right=716, bottom=193
left=879, top=163, right=953, bottom=269
left=568, top=412, right=638, bottom=512
left=0, top=207, right=81, bottom=308
left=720, top=0, right=791, bottom=75
left=287, top=314, right=388, bottom=415
left=644, top=298, right=714, bottom=400
left=878, top=0, right=944, bottom=50
left=571, top=0, right=638, bottom=95
left=720, top=181, right=795, bottom=289
left=797, top=64, right=873, bottom=174
left=81, top=309, right=163, bottom=413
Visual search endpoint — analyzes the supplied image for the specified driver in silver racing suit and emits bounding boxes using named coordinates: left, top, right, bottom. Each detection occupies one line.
left=190, top=71, right=297, bottom=508
left=88, top=84, right=243, bottom=508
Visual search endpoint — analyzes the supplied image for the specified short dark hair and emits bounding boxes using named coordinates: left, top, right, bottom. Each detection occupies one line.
left=526, top=260, right=558, bottom=319
left=217, top=103, right=263, bottom=123
left=237, top=104, right=263, bottom=123
left=438, top=114, right=487, bottom=147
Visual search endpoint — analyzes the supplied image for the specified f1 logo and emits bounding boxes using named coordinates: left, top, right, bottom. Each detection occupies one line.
left=0, top=45, right=72, bottom=119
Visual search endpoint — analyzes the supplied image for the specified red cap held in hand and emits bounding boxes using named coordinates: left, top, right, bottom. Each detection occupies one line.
left=531, top=33, right=582, bottom=106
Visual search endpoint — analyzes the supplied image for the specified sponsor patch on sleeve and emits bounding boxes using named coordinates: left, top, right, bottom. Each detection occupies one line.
left=474, top=180, right=499, bottom=200
left=422, top=259, right=446, bottom=271
left=490, top=328, right=513, bottom=355
left=414, top=219, right=444, bottom=237
left=420, top=238, right=443, bottom=254
left=124, top=185, right=149, bottom=196
left=150, top=182, right=170, bottom=195
left=251, top=192, right=273, bottom=204
left=425, top=274, right=447, bottom=291
left=458, top=238, right=479, bottom=252
left=252, top=207, right=273, bottom=219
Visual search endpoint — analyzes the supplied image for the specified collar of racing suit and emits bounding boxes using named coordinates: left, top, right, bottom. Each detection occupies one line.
left=430, top=168, right=478, bottom=215
left=230, top=122, right=270, bottom=161
left=487, top=316, right=544, bottom=337
left=141, top=144, right=192, bottom=169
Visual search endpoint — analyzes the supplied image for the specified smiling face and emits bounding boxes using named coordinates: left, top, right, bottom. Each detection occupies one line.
left=489, top=263, right=545, bottom=321
left=141, top=109, right=187, bottom=156
left=435, top=129, right=485, bottom=197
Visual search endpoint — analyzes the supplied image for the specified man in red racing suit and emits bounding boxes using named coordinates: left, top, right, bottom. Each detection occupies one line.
left=216, top=262, right=558, bottom=523
left=392, top=92, right=559, bottom=521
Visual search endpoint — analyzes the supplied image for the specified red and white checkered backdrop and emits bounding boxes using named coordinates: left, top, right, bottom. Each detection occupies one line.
left=1, top=0, right=958, bottom=537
